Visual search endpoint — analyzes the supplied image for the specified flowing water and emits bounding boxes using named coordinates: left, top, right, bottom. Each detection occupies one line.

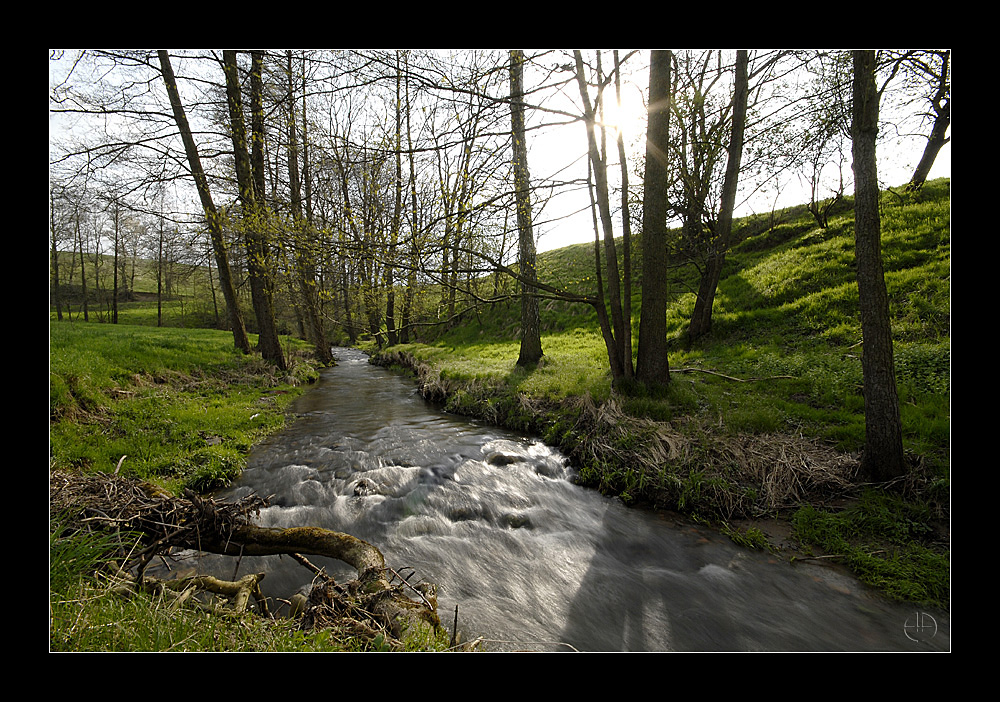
left=192, top=347, right=948, bottom=652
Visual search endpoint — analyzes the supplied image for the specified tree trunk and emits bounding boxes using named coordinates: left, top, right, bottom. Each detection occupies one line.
left=613, top=51, right=634, bottom=379
left=574, top=50, right=629, bottom=382
left=907, top=51, right=950, bottom=192
left=636, top=49, right=672, bottom=387
left=158, top=50, right=251, bottom=355
left=852, top=50, right=906, bottom=482
left=222, top=49, right=286, bottom=370
left=510, top=49, right=543, bottom=366
left=400, top=59, right=420, bottom=345
left=111, top=202, right=120, bottom=324
left=50, top=192, right=63, bottom=321
left=286, top=50, right=332, bottom=365
left=384, top=53, right=406, bottom=348
left=688, top=50, right=748, bottom=344
left=77, top=210, right=89, bottom=322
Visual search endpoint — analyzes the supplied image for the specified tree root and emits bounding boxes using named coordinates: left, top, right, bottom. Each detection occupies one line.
left=50, top=469, right=442, bottom=645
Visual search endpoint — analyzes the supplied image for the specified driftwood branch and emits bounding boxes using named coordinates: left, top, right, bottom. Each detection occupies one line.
left=50, top=470, right=442, bottom=646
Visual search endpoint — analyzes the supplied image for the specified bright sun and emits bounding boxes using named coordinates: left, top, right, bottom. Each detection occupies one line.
left=599, top=82, right=647, bottom=140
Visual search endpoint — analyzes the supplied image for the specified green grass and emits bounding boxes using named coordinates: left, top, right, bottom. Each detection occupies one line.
left=49, top=322, right=318, bottom=493
left=404, top=181, right=949, bottom=472
left=50, top=178, right=951, bottom=641
left=48, top=323, right=454, bottom=652
left=791, top=489, right=949, bottom=608
left=375, top=179, right=950, bottom=607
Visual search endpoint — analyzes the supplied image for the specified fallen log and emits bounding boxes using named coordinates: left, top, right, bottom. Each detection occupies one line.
left=193, top=524, right=389, bottom=590
left=50, top=469, right=442, bottom=647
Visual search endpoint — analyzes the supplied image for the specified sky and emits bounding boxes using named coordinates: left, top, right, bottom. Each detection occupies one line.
left=50, top=49, right=951, bottom=256
left=528, top=100, right=951, bottom=254
left=521, top=48, right=951, bottom=253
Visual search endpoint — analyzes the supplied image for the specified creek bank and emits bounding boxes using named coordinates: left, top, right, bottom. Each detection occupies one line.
left=369, top=348, right=857, bottom=548
left=368, top=348, right=950, bottom=611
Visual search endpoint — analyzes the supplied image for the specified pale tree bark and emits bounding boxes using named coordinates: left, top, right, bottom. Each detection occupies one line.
left=222, top=49, right=286, bottom=370
left=852, top=49, right=906, bottom=481
left=613, top=51, right=634, bottom=379
left=636, top=49, right=672, bottom=387
left=157, top=50, right=251, bottom=355
left=386, top=52, right=404, bottom=347
left=509, top=49, right=543, bottom=366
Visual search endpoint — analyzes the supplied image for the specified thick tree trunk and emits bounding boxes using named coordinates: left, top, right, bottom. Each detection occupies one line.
left=510, top=49, right=543, bottom=366
left=852, top=50, right=906, bottom=482
left=688, top=252, right=725, bottom=341
left=159, top=50, right=251, bottom=355
left=636, top=49, right=672, bottom=387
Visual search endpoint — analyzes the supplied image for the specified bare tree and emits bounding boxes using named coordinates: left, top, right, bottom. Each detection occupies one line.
left=901, top=50, right=950, bottom=191
left=687, top=50, right=749, bottom=342
left=574, top=49, right=632, bottom=383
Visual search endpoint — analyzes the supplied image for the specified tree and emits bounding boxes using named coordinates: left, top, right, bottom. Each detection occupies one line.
left=902, top=50, right=950, bottom=191
left=158, top=50, right=252, bottom=355
left=509, top=49, right=543, bottom=367
left=221, top=50, right=287, bottom=369
left=851, top=50, right=906, bottom=481
left=285, top=50, right=333, bottom=364
left=687, top=50, right=749, bottom=342
left=574, top=49, right=632, bottom=383
left=635, top=49, right=672, bottom=387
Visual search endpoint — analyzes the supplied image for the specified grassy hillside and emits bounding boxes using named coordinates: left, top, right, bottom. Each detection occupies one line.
left=373, top=178, right=950, bottom=607
left=389, top=179, right=949, bottom=467
left=49, top=178, right=950, bottom=616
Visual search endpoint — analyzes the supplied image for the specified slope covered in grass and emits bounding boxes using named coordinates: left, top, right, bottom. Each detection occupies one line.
left=374, top=179, right=950, bottom=606
left=391, top=179, right=949, bottom=468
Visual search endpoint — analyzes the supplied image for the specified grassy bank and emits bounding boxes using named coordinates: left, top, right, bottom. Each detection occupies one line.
left=49, top=323, right=320, bottom=494
left=48, top=322, right=456, bottom=651
left=370, top=179, right=951, bottom=609
left=48, top=179, right=950, bottom=649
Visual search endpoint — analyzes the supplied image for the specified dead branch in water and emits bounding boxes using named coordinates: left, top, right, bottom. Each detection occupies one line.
left=50, top=470, right=442, bottom=648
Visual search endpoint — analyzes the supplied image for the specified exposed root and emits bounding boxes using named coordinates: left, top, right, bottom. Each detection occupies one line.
left=50, top=469, right=442, bottom=647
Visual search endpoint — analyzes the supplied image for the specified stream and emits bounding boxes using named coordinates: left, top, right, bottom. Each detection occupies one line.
left=190, top=347, right=948, bottom=652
